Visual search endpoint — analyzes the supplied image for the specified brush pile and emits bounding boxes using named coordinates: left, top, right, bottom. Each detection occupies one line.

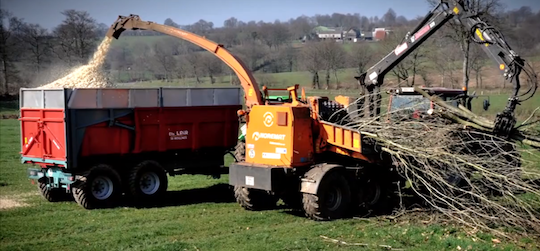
left=333, top=88, right=540, bottom=239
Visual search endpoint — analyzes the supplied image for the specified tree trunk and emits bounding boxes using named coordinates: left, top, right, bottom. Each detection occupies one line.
left=460, top=39, right=470, bottom=90
left=440, top=72, right=445, bottom=87
left=475, top=71, right=480, bottom=88
left=315, top=72, right=320, bottom=89
left=1, top=58, right=8, bottom=96
left=333, top=70, right=339, bottom=89
left=312, top=71, right=318, bottom=89
left=479, top=75, right=483, bottom=89
left=325, top=70, right=330, bottom=90
left=411, top=53, right=418, bottom=87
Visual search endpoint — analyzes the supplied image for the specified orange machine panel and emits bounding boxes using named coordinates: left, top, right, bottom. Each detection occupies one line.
left=245, top=105, right=313, bottom=167
left=321, top=122, right=362, bottom=152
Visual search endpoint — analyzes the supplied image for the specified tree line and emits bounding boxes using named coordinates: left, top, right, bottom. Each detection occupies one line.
left=1, top=0, right=540, bottom=96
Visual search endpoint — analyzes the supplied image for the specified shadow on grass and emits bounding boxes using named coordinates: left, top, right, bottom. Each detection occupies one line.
left=125, top=183, right=236, bottom=209
left=0, top=100, right=19, bottom=118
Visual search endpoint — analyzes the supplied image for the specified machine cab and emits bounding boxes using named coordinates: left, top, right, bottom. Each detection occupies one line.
left=387, top=87, right=467, bottom=120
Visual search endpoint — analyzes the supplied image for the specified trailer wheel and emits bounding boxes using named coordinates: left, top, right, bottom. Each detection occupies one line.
left=234, top=141, right=246, bottom=162
left=38, top=181, right=65, bottom=202
left=303, top=171, right=351, bottom=221
left=128, top=161, right=168, bottom=200
left=72, top=164, right=122, bottom=209
left=234, top=186, right=277, bottom=211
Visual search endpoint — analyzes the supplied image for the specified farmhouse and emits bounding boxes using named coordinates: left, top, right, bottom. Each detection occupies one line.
left=313, top=26, right=390, bottom=42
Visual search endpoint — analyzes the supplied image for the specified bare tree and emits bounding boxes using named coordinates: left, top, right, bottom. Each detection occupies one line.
left=224, top=17, right=239, bottom=28
left=469, top=45, right=486, bottom=88
left=427, top=0, right=503, bottom=90
left=300, top=41, right=324, bottom=89
left=380, top=27, right=429, bottom=86
left=234, top=41, right=269, bottom=71
left=185, top=52, right=203, bottom=84
left=0, top=9, right=23, bottom=95
left=428, top=35, right=461, bottom=88
left=52, top=10, right=98, bottom=65
left=382, top=8, right=397, bottom=27
left=349, top=42, right=374, bottom=76
left=164, top=18, right=180, bottom=28
left=258, top=22, right=291, bottom=50
left=130, top=41, right=152, bottom=81
left=319, top=40, right=346, bottom=89
left=17, top=23, right=51, bottom=73
left=278, top=45, right=297, bottom=72
left=288, top=16, right=314, bottom=40
left=152, top=39, right=177, bottom=82
left=200, top=53, right=223, bottom=84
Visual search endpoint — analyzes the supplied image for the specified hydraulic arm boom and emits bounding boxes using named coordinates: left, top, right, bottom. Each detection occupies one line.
left=356, top=0, right=538, bottom=136
left=105, top=14, right=264, bottom=109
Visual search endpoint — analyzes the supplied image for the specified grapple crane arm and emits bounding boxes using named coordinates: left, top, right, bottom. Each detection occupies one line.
left=105, top=14, right=263, bottom=109
left=356, top=0, right=537, bottom=136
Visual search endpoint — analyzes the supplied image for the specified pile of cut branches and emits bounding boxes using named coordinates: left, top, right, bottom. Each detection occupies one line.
left=332, top=90, right=540, bottom=239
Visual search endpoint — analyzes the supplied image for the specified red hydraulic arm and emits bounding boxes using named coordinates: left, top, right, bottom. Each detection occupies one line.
left=105, top=14, right=264, bottom=109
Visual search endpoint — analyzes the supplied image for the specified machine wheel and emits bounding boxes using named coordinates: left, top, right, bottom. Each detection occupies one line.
left=72, top=164, right=122, bottom=209
left=234, top=186, right=278, bottom=211
left=234, top=141, right=246, bottom=162
left=359, top=178, right=382, bottom=207
left=303, top=171, right=351, bottom=221
left=358, top=175, right=392, bottom=215
left=38, top=181, right=66, bottom=202
left=128, top=160, right=168, bottom=200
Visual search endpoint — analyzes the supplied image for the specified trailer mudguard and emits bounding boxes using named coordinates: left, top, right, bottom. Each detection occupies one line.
left=300, top=164, right=344, bottom=195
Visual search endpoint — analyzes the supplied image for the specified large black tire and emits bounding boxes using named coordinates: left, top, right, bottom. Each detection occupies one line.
left=303, top=171, right=351, bottom=221
left=128, top=160, right=168, bottom=201
left=235, top=141, right=246, bottom=162
left=38, top=181, right=66, bottom=202
left=72, top=164, right=122, bottom=209
left=234, top=186, right=278, bottom=211
left=356, top=174, right=392, bottom=215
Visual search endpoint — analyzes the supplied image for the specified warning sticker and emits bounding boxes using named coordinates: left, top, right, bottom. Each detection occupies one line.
left=262, top=152, right=281, bottom=159
left=275, top=147, right=287, bottom=154
left=248, top=149, right=255, bottom=158
left=245, top=176, right=254, bottom=186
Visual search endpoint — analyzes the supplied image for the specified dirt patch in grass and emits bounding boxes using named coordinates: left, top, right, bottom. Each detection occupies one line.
left=0, top=192, right=38, bottom=210
left=1, top=114, right=18, bottom=119
left=0, top=197, right=28, bottom=209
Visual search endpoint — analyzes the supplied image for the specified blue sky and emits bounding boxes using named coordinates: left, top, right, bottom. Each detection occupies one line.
left=2, top=0, right=539, bottom=30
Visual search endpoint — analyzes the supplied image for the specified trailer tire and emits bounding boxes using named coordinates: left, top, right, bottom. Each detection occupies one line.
left=234, top=141, right=246, bottom=162
left=72, top=164, right=122, bottom=209
left=128, top=161, right=168, bottom=200
left=303, top=171, right=351, bottom=221
left=234, top=186, right=277, bottom=211
left=38, top=181, right=65, bottom=202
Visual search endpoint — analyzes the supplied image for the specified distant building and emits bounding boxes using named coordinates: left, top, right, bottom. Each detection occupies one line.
left=373, top=28, right=392, bottom=41
left=311, top=26, right=390, bottom=42
left=314, top=27, right=361, bottom=41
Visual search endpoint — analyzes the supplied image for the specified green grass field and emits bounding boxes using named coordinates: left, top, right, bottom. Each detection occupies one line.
left=1, top=93, right=539, bottom=250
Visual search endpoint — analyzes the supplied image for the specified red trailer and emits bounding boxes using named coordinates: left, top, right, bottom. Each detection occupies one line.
left=20, top=87, right=242, bottom=209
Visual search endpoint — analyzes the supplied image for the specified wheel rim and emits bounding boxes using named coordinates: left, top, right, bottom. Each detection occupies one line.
left=91, top=176, right=114, bottom=200
left=139, top=172, right=160, bottom=195
left=325, top=186, right=343, bottom=211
